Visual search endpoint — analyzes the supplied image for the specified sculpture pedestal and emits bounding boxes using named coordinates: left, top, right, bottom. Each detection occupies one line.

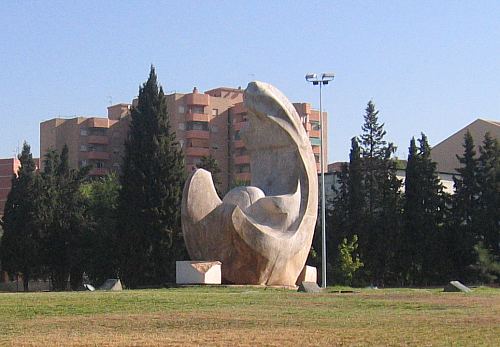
left=176, top=261, right=222, bottom=284
left=296, top=265, right=317, bottom=285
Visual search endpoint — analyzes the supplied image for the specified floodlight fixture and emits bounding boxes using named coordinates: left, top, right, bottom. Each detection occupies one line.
left=305, top=73, right=318, bottom=82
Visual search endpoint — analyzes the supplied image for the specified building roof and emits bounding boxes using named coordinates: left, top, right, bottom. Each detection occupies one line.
left=430, top=118, right=500, bottom=174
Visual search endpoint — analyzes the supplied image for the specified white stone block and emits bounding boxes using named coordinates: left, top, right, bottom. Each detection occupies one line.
left=176, top=261, right=222, bottom=284
left=296, top=265, right=317, bottom=285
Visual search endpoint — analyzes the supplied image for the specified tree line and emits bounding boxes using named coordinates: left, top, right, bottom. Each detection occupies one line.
left=314, top=101, right=499, bottom=287
left=0, top=67, right=187, bottom=291
left=1, top=70, right=497, bottom=290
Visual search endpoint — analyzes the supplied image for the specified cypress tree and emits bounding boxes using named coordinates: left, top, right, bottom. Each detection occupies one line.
left=347, top=137, right=364, bottom=238
left=476, top=133, right=499, bottom=256
left=42, top=145, right=88, bottom=290
left=402, top=134, right=447, bottom=285
left=450, top=130, right=480, bottom=280
left=118, top=66, right=186, bottom=288
left=0, top=142, right=41, bottom=291
left=327, top=138, right=366, bottom=285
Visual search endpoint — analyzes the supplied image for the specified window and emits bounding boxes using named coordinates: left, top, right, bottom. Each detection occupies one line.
left=95, top=161, right=104, bottom=168
left=80, top=128, right=88, bottom=136
left=186, top=121, right=208, bottom=131
left=191, top=106, right=204, bottom=114
left=112, top=147, right=120, bottom=154
left=178, top=140, right=184, bottom=148
left=88, top=144, right=106, bottom=152
left=211, top=125, right=218, bottom=133
left=90, top=128, right=107, bottom=136
left=178, top=122, right=186, bottom=131
left=311, top=121, right=321, bottom=131
left=310, top=138, right=321, bottom=146
left=113, top=162, right=120, bottom=168
left=80, top=145, right=88, bottom=152
left=212, top=144, right=219, bottom=150
left=237, top=164, right=250, bottom=173
left=178, top=105, right=185, bottom=114
left=212, top=109, right=219, bottom=116
left=79, top=160, right=88, bottom=167
left=234, top=130, right=241, bottom=140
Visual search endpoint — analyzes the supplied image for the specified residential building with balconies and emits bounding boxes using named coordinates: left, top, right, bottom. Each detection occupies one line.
left=39, top=85, right=327, bottom=194
left=40, top=103, right=130, bottom=176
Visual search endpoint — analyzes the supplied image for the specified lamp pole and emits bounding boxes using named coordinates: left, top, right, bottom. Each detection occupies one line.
left=305, top=72, right=334, bottom=289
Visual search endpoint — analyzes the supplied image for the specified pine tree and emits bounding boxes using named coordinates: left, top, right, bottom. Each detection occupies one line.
left=0, top=142, right=42, bottom=291
left=118, top=66, right=186, bottom=288
left=357, top=101, right=401, bottom=286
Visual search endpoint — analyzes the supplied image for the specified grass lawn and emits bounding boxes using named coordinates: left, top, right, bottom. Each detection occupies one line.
left=0, top=286, right=499, bottom=346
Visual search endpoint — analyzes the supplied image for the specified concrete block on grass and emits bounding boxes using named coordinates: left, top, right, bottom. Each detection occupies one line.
left=297, top=281, right=322, bottom=293
left=443, top=281, right=471, bottom=293
left=176, top=261, right=221, bottom=284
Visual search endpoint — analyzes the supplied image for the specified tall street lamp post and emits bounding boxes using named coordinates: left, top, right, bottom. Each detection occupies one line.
left=305, top=72, right=334, bottom=288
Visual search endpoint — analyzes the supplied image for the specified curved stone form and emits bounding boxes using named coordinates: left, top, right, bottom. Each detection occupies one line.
left=181, top=81, right=318, bottom=286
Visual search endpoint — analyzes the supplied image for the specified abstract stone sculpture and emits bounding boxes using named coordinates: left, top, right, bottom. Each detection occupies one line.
left=181, top=81, right=318, bottom=286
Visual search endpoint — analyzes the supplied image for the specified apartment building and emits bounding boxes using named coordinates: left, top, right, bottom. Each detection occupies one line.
left=40, top=104, right=131, bottom=176
left=40, top=86, right=328, bottom=193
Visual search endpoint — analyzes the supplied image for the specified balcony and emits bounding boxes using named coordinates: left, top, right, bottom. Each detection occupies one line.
left=235, top=172, right=252, bottom=182
left=87, top=118, right=109, bottom=128
left=89, top=168, right=109, bottom=176
left=185, top=93, right=209, bottom=106
left=185, top=112, right=210, bottom=122
left=234, top=140, right=245, bottom=149
left=310, top=137, right=321, bottom=146
left=234, top=155, right=251, bottom=165
left=233, top=121, right=248, bottom=132
left=309, top=111, right=320, bottom=122
left=185, top=147, right=210, bottom=157
left=185, top=130, right=209, bottom=139
left=84, top=151, right=110, bottom=160
left=309, top=129, right=321, bottom=138
left=87, top=135, right=109, bottom=145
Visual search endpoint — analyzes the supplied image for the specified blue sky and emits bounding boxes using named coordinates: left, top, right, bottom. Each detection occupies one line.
left=1, top=1, right=499, bottom=162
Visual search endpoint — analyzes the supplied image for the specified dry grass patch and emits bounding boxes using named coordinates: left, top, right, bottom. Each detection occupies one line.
left=1, top=286, right=499, bottom=346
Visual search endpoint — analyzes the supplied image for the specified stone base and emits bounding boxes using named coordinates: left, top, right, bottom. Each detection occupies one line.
left=176, top=261, right=222, bottom=285
left=99, top=279, right=122, bottom=291
left=296, top=265, right=317, bottom=285
left=298, top=281, right=322, bottom=293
